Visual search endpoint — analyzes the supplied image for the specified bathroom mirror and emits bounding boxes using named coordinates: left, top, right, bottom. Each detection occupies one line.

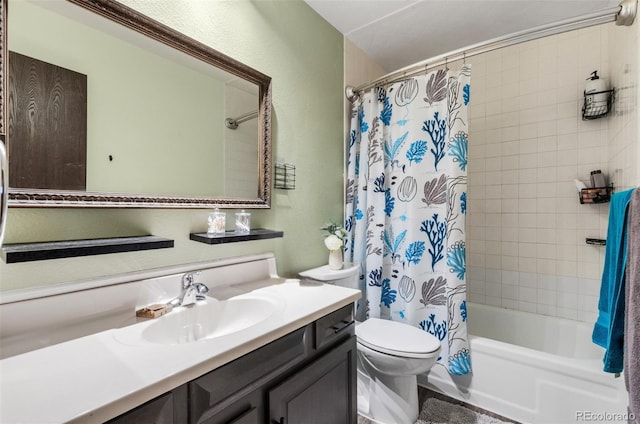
left=0, top=0, right=272, bottom=208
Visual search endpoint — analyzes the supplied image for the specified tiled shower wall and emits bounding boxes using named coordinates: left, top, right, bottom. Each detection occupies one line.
left=607, top=22, right=639, bottom=191
left=467, top=23, right=638, bottom=323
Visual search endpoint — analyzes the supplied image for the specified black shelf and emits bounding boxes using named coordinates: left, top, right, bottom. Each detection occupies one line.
left=190, top=228, right=283, bottom=245
left=2, top=235, right=174, bottom=263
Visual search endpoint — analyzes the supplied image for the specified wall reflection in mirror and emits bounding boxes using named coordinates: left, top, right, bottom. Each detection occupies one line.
left=3, top=0, right=272, bottom=208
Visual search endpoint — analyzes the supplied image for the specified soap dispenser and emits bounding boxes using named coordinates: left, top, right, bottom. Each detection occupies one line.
left=584, top=71, right=608, bottom=118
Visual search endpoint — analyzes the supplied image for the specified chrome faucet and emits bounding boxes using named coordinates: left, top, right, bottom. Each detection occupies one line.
left=169, top=272, right=209, bottom=307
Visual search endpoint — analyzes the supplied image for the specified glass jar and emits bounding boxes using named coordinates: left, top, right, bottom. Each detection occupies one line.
left=235, top=210, right=251, bottom=234
left=207, top=208, right=226, bottom=235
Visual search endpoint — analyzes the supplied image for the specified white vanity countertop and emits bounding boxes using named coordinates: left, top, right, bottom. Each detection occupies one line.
left=0, top=279, right=360, bottom=423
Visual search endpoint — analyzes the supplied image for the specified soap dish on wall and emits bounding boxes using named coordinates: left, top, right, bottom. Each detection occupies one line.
left=579, top=185, right=613, bottom=204
left=582, top=89, right=615, bottom=120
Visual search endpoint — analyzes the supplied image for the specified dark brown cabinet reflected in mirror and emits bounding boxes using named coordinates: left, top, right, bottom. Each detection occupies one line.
left=0, top=0, right=272, bottom=209
left=9, top=52, right=87, bottom=191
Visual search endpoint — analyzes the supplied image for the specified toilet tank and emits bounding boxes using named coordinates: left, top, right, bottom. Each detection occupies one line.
left=298, top=263, right=360, bottom=290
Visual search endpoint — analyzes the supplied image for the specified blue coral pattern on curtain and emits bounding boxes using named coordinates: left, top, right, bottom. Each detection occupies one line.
left=344, top=66, right=471, bottom=375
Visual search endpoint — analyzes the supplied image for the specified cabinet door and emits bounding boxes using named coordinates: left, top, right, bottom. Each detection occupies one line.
left=192, top=388, right=263, bottom=424
left=268, top=335, right=357, bottom=424
left=106, top=385, right=188, bottom=424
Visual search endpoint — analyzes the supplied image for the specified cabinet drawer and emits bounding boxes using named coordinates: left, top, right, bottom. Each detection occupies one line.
left=228, top=407, right=257, bottom=424
left=190, top=325, right=310, bottom=423
left=314, top=304, right=354, bottom=350
left=106, top=385, right=188, bottom=424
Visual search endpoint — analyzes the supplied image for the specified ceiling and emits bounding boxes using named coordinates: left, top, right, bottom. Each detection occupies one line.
left=304, top=0, right=620, bottom=73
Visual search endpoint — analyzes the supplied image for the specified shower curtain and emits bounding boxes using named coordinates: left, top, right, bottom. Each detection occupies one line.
left=344, top=65, right=471, bottom=375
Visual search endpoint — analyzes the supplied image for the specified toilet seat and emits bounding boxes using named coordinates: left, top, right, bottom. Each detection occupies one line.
left=356, top=318, right=440, bottom=359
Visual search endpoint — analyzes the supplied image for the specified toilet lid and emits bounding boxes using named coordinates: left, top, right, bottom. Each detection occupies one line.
left=356, top=318, right=441, bottom=356
left=298, top=262, right=360, bottom=281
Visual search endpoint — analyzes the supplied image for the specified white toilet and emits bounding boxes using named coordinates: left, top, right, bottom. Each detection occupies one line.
left=299, top=263, right=441, bottom=424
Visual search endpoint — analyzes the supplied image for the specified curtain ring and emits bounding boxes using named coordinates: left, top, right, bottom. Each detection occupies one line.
left=445, top=57, right=448, bottom=71
left=463, top=52, right=466, bottom=64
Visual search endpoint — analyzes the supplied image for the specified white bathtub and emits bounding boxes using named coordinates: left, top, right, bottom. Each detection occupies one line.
left=421, top=303, right=630, bottom=424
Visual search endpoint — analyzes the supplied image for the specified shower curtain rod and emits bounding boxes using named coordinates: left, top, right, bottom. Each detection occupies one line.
left=345, top=0, right=637, bottom=101
left=224, top=110, right=258, bottom=130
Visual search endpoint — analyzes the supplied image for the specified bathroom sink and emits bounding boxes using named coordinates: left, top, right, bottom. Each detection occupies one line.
left=118, top=296, right=279, bottom=345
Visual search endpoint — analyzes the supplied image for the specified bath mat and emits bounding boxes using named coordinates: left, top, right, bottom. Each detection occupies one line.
left=357, top=394, right=514, bottom=424
left=417, top=397, right=510, bottom=424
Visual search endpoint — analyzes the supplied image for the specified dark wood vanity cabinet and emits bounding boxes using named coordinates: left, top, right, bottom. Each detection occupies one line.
left=108, top=304, right=356, bottom=424
left=268, top=335, right=356, bottom=424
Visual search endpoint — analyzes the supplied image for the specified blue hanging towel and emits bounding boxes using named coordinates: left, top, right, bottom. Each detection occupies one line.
left=592, top=188, right=635, bottom=373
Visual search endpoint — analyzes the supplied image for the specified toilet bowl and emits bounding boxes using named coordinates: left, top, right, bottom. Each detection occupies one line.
left=299, top=264, right=441, bottom=424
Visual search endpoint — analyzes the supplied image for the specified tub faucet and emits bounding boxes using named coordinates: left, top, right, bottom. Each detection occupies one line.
left=171, top=272, right=209, bottom=307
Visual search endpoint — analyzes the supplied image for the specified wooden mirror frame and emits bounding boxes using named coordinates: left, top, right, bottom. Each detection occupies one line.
left=0, top=0, right=272, bottom=209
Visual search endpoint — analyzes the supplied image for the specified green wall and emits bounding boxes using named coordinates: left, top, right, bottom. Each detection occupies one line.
left=0, top=0, right=344, bottom=292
